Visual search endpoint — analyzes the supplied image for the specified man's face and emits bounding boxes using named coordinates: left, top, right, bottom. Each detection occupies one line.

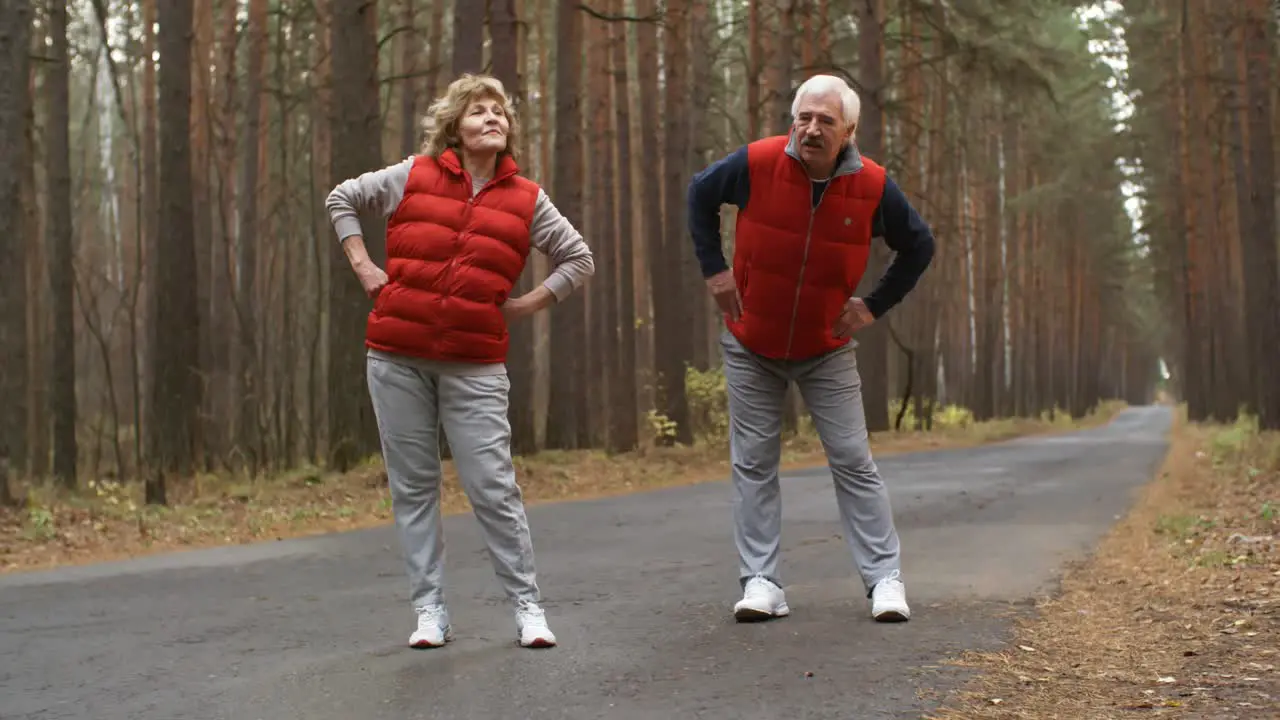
left=792, top=90, right=852, bottom=172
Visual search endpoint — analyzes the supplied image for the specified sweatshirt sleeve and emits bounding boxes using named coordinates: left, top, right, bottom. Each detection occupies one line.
left=862, top=175, right=936, bottom=318
left=325, top=156, right=415, bottom=242
left=529, top=188, right=595, bottom=301
left=686, top=145, right=751, bottom=278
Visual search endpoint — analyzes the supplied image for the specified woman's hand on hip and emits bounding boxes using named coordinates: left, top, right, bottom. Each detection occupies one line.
left=502, top=286, right=555, bottom=321
left=354, top=259, right=389, bottom=298
left=343, top=234, right=388, bottom=298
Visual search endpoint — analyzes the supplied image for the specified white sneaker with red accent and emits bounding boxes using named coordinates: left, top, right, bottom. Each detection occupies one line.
left=409, top=604, right=452, bottom=648
left=516, top=601, right=557, bottom=648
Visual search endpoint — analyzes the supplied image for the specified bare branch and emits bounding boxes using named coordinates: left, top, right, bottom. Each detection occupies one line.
left=577, top=2, right=663, bottom=23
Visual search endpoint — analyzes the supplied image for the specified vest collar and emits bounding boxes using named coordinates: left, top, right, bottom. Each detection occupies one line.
left=784, top=131, right=864, bottom=179
left=437, top=148, right=521, bottom=185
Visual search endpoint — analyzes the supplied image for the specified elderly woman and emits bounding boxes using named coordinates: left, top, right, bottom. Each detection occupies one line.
left=325, top=74, right=594, bottom=650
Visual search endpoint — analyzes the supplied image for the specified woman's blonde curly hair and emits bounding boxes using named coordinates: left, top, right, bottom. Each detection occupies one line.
left=420, top=73, right=521, bottom=162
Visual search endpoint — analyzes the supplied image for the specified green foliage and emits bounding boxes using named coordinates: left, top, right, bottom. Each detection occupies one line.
left=1154, top=513, right=1215, bottom=539
left=1208, top=413, right=1261, bottom=467
left=685, top=365, right=730, bottom=442
left=24, top=504, right=56, bottom=541
left=644, top=409, right=678, bottom=444
left=887, top=399, right=975, bottom=430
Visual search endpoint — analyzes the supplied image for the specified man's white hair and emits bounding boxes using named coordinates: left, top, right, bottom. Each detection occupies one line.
left=790, top=74, right=861, bottom=128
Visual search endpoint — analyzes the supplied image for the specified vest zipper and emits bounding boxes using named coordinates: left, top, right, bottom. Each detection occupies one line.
left=782, top=182, right=830, bottom=360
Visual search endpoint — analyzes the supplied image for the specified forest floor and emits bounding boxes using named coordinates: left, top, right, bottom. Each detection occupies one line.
left=928, top=412, right=1280, bottom=719
left=0, top=403, right=1126, bottom=574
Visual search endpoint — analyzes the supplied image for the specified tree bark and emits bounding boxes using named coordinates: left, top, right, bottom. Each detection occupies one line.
left=0, top=0, right=31, bottom=501
left=150, top=0, right=201, bottom=501
left=545, top=0, right=587, bottom=449
left=1240, top=0, right=1280, bottom=428
left=328, top=0, right=384, bottom=470
left=854, top=0, right=890, bottom=432
left=656, top=0, right=694, bottom=445
left=47, top=0, right=77, bottom=487
left=608, top=0, right=638, bottom=452
left=453, top=0, right=485, bottom=75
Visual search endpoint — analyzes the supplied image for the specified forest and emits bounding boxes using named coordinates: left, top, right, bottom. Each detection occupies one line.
left=0, top=0, right=1275, bottom=504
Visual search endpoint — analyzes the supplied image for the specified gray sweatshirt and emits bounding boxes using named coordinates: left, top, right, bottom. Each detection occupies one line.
left=326, top=155, right=595, bottom=376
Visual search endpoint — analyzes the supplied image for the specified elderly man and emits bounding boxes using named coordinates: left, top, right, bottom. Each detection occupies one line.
left=686, top=74, right=935, bottom=623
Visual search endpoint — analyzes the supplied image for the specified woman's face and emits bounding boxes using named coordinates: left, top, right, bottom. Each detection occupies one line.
left=457, top=94, right=510, bottom=157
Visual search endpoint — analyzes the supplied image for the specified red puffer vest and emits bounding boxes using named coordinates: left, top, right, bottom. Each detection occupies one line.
left=366, top=149, right=538, bottom=364
left=725, top=134, right=887, bottom=361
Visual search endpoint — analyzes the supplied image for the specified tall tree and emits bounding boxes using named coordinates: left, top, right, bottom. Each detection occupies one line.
left=0, top=0, right=31, bottom=501
left=47, top=0, right=77, bottom=486
left=585, top=9, right=618, bottom=448
left=453, top=0, right=485, bottom=75
left=1240, top=0, right=1280, bottom=428
left=609, top=0, right=638, bottom=452
left=398, top=0, right=418, bottom=157
left=653, top=0, right=694, bottom=445
left=235, top=0, right=269, bottom=467
left=150, top=0, right=201, bottom=501
left=853, top=0, right=890, bottom=432
left=328, top=0, right=384, bottom=470
left=545, top=0, right=587, bottom=449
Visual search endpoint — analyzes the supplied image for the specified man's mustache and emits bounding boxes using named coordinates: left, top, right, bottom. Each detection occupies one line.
left=801, top=136, right=824, bottom=147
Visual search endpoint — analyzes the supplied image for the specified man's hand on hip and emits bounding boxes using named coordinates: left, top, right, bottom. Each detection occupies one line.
left=705, top=269, right=742, bottom=322
left=833, top=297, right=875, bottom=338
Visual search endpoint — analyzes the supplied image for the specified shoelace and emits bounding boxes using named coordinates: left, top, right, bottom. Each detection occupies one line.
left=517, top=602, right=548, bottom=627
left=417, top=606, right=446, bottom=627
left=744, top=577, right=775, bottom=597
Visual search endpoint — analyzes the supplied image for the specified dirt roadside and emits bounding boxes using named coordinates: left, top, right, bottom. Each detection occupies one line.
left=927, top=411, right=1279, bottom=719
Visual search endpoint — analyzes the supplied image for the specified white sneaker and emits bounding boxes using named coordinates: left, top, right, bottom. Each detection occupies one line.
left=733, top=576, right=791, bottom=621
left=409, top=604, right=452, bottom=648
left=870, top=570, right=910, bottom=622
left=515, top=601, right=557, bottom=648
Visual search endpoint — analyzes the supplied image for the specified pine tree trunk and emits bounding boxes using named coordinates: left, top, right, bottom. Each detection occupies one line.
left=545, top=0, right=587, bottom=449
left=150, top=0, right=200, bottom=500
left=608, top=0, right=638, bottom=452
left=1240, top=0, right=1280, bottom=428
left=327, top=0, right=384, bottom=471
left=46, top=0, right=77, bottom=487
left=855, top=0, right=890, bottom=432
left=657, top=0, right=694, bottom=445
left=0, top=0, right=31, bottom=502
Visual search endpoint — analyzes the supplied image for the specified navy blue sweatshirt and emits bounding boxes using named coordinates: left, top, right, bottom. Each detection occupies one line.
left=686, top=144, right=936, bottom=319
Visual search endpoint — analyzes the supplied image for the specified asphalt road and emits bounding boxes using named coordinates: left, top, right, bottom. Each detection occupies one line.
left=1, top=406, right=1172, bottom=720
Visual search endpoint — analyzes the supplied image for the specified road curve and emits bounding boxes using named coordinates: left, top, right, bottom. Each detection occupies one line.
left=0, top=406, right=1172, bottom=720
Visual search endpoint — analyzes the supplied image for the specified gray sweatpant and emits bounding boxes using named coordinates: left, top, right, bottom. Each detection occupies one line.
left=366, top=354, right=540, bottom=610
left=720, top=330, right=902, bottom=596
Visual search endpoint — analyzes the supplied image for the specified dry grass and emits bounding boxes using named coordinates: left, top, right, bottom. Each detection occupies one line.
left=928, top=410, right=1280, bottom=719
left=0, top=402, right=1126, bottom=575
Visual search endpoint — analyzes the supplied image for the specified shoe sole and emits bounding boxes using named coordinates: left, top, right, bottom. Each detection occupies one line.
left=519, top=637, right=557, bottom=649
left=873, top=610, right=910, bottom=623
left=409, top=629, right=454, bottom=649
left=734, top=604, right=791, bottom=622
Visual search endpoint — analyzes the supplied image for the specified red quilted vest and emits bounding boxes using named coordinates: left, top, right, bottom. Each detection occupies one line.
left=725, top=134, right=887, bottom=361
left=366, top=149, right=538, bottom=364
